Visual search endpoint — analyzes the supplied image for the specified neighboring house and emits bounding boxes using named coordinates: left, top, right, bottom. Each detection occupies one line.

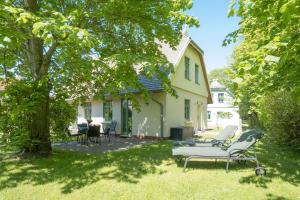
left=207, top=79, right=241, bottom=131
left=77, top=34, right=212, bottom=138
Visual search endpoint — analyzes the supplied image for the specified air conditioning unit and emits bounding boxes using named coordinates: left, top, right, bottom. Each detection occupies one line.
left=170, top=126, right=194, bottom=141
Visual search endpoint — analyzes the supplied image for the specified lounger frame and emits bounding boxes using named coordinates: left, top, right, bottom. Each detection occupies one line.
left=181, top=148, right=261, bottom=172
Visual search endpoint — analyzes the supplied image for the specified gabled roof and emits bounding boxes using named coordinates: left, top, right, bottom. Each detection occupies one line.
left=160, top=35, right=191, bottom=65
left=135, top=34, right=212, bottom=103
left=158, top=34, right=213, bottom=103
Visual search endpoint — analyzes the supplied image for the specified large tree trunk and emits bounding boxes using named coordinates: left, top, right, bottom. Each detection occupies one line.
left=25, top=36, right=52, bottom=154
left=28, top=80, right=52, bottom=154
left=23, top=0, right=53, bottom=155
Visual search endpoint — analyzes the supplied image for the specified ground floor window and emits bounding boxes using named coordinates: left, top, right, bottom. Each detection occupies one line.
left=82, top=102, right=92, bottom=121
left=121, top=99, right=132, bottom=136
left=208, top=111, right=211, bottom=120
left=184, top=99, right=190, bottom=120
left=103, top=101, right=113, bottom=121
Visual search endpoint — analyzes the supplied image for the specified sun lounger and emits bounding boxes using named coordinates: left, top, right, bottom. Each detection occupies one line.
left=172, top=129, right=266, bottom=176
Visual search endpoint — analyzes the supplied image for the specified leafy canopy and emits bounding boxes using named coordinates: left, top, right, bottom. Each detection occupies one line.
left=208, top=68, right=231, bottom=89
left=0, top=0, right=199, bottom=100
left=225, top=0, right=300, bottom=114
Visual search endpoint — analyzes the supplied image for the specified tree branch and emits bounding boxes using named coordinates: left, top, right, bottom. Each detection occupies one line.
left=43, top=42, right=58, bottom=67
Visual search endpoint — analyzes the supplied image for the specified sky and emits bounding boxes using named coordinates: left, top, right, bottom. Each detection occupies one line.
left=186, top=0, right=240, bottom=72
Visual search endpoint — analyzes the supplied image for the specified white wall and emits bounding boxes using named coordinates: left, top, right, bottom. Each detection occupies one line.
left=77, top=99, right=122, bottom=133
left=132, top=93, right=165, bottom=137
left=165, top=87, right=208, bottom=137
left=208, top=90, right=241, bottom=131
left=164, top=43, right=209, bottom=137
left=171, top=43, right=209, bottom=98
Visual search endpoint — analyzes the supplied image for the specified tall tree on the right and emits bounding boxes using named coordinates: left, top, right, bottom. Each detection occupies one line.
left=225, top=0, right=300, bottom=147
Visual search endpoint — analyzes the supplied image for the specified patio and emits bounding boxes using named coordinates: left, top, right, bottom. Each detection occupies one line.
left=52, top=137, right=157, bottom=154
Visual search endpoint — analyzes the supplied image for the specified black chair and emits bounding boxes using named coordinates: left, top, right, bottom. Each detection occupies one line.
left=102, top=126, right=111, bottom=142
left=77, top=123, right=89, bottom=144
left=87, top=125, right=101, bottom=145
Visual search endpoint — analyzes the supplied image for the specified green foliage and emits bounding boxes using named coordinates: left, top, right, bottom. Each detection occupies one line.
left=208, top=68, right=232, bottom=89
left=258, top=91, right=300, bottom=150
left=0, top=80, right=34, bottom=150
left=226, top=0, right=300, bottom=148
left=226, top=0, right=300, bottom=104
left=49, top=95, right=78, bottom=141
left=0, top=0, right=199, bottom=101
left=217, top=112, right=232, bottom=119
left=0, top=80, right=78, bottom=149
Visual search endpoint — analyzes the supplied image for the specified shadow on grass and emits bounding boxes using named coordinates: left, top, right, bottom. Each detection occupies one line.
left=0, top=142, right=172, bottom=194
left=265, top=193, right=294, bottom=200
left=176, top=159, right=253, bottom=172
left=238, top=139, right=300, bottom=188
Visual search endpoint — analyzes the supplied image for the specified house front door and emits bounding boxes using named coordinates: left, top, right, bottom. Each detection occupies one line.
left=121, top=99, right=132, bottom=136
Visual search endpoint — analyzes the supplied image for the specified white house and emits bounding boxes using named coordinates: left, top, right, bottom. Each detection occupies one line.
left=207, top=79, right=241, bottom=131
left=77, top=34, right=212, bottom=138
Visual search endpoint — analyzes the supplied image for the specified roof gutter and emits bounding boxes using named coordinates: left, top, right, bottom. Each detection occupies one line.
left=151, top=98, right=164, bottom=138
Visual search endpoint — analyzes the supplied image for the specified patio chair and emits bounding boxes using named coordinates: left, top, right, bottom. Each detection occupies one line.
left=65, top=125, right=83, bottom=143
left=172, top=129, right=266, bottom=176
left=102, top=126, right=111, bottom=142
left=77, top=123, right=89, bottom=144
left=109, top=120, right=118, bottom=137
left=174, top=125, right=238, bottom=147
left=86, top=124, right=101, bottom=145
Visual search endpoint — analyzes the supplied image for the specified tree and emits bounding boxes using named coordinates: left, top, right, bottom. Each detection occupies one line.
left=225, top=0, right=300, bottom=104
left=208, top=68, right=231, bottom=88
left=0, top=0, right=199, bottom=154
left=224, top=0, right=300, bottom=146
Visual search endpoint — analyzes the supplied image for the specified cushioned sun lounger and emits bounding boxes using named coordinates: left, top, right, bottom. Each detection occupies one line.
left=172, top=129, right=266, bottom=175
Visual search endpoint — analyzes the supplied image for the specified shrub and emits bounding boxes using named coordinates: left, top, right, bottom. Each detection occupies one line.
left=0, top=80, right=78, bottom=150
left=258, top=91, right=300, bottom=150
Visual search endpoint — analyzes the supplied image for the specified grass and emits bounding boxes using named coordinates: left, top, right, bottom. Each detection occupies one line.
left=0, top=139, right=300, bottom=200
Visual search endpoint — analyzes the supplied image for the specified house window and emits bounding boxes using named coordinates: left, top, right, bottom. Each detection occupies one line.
left=218, top=93, right=224, bottom=103
left=184, top=57, right=190, bottom=80
left=208, top=111, right=211, bottom=120
left=184, top=99, right=190, bottom=120
left=195, top=64, right=199, bottom=84
left=103, top=101, right=113, bottom=121
left=82, top=102, right=92, bottom=120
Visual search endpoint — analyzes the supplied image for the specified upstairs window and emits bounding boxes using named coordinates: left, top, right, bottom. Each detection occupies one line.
left=184, top=99, right=190, bottom=120
left=195, top=64, right=199, bottom=84
left=218, top=93, right=224, bottom=103
left=103, top=101, right=113, bottom=121
left=184, top=57, right=190, bottom=80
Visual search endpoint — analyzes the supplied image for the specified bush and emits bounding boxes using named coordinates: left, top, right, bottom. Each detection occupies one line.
left=0, top=80, right=78, bottom=150
left=258, top=91, right=300, bottom=150
left=49, top=95, right=77, bottom=142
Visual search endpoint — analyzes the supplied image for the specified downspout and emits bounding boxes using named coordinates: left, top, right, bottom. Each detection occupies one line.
left=151, top=98, right=164, bottom=138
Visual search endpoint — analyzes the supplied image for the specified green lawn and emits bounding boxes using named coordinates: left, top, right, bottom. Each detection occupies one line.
left=0, top=140, right=299, bottom=200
